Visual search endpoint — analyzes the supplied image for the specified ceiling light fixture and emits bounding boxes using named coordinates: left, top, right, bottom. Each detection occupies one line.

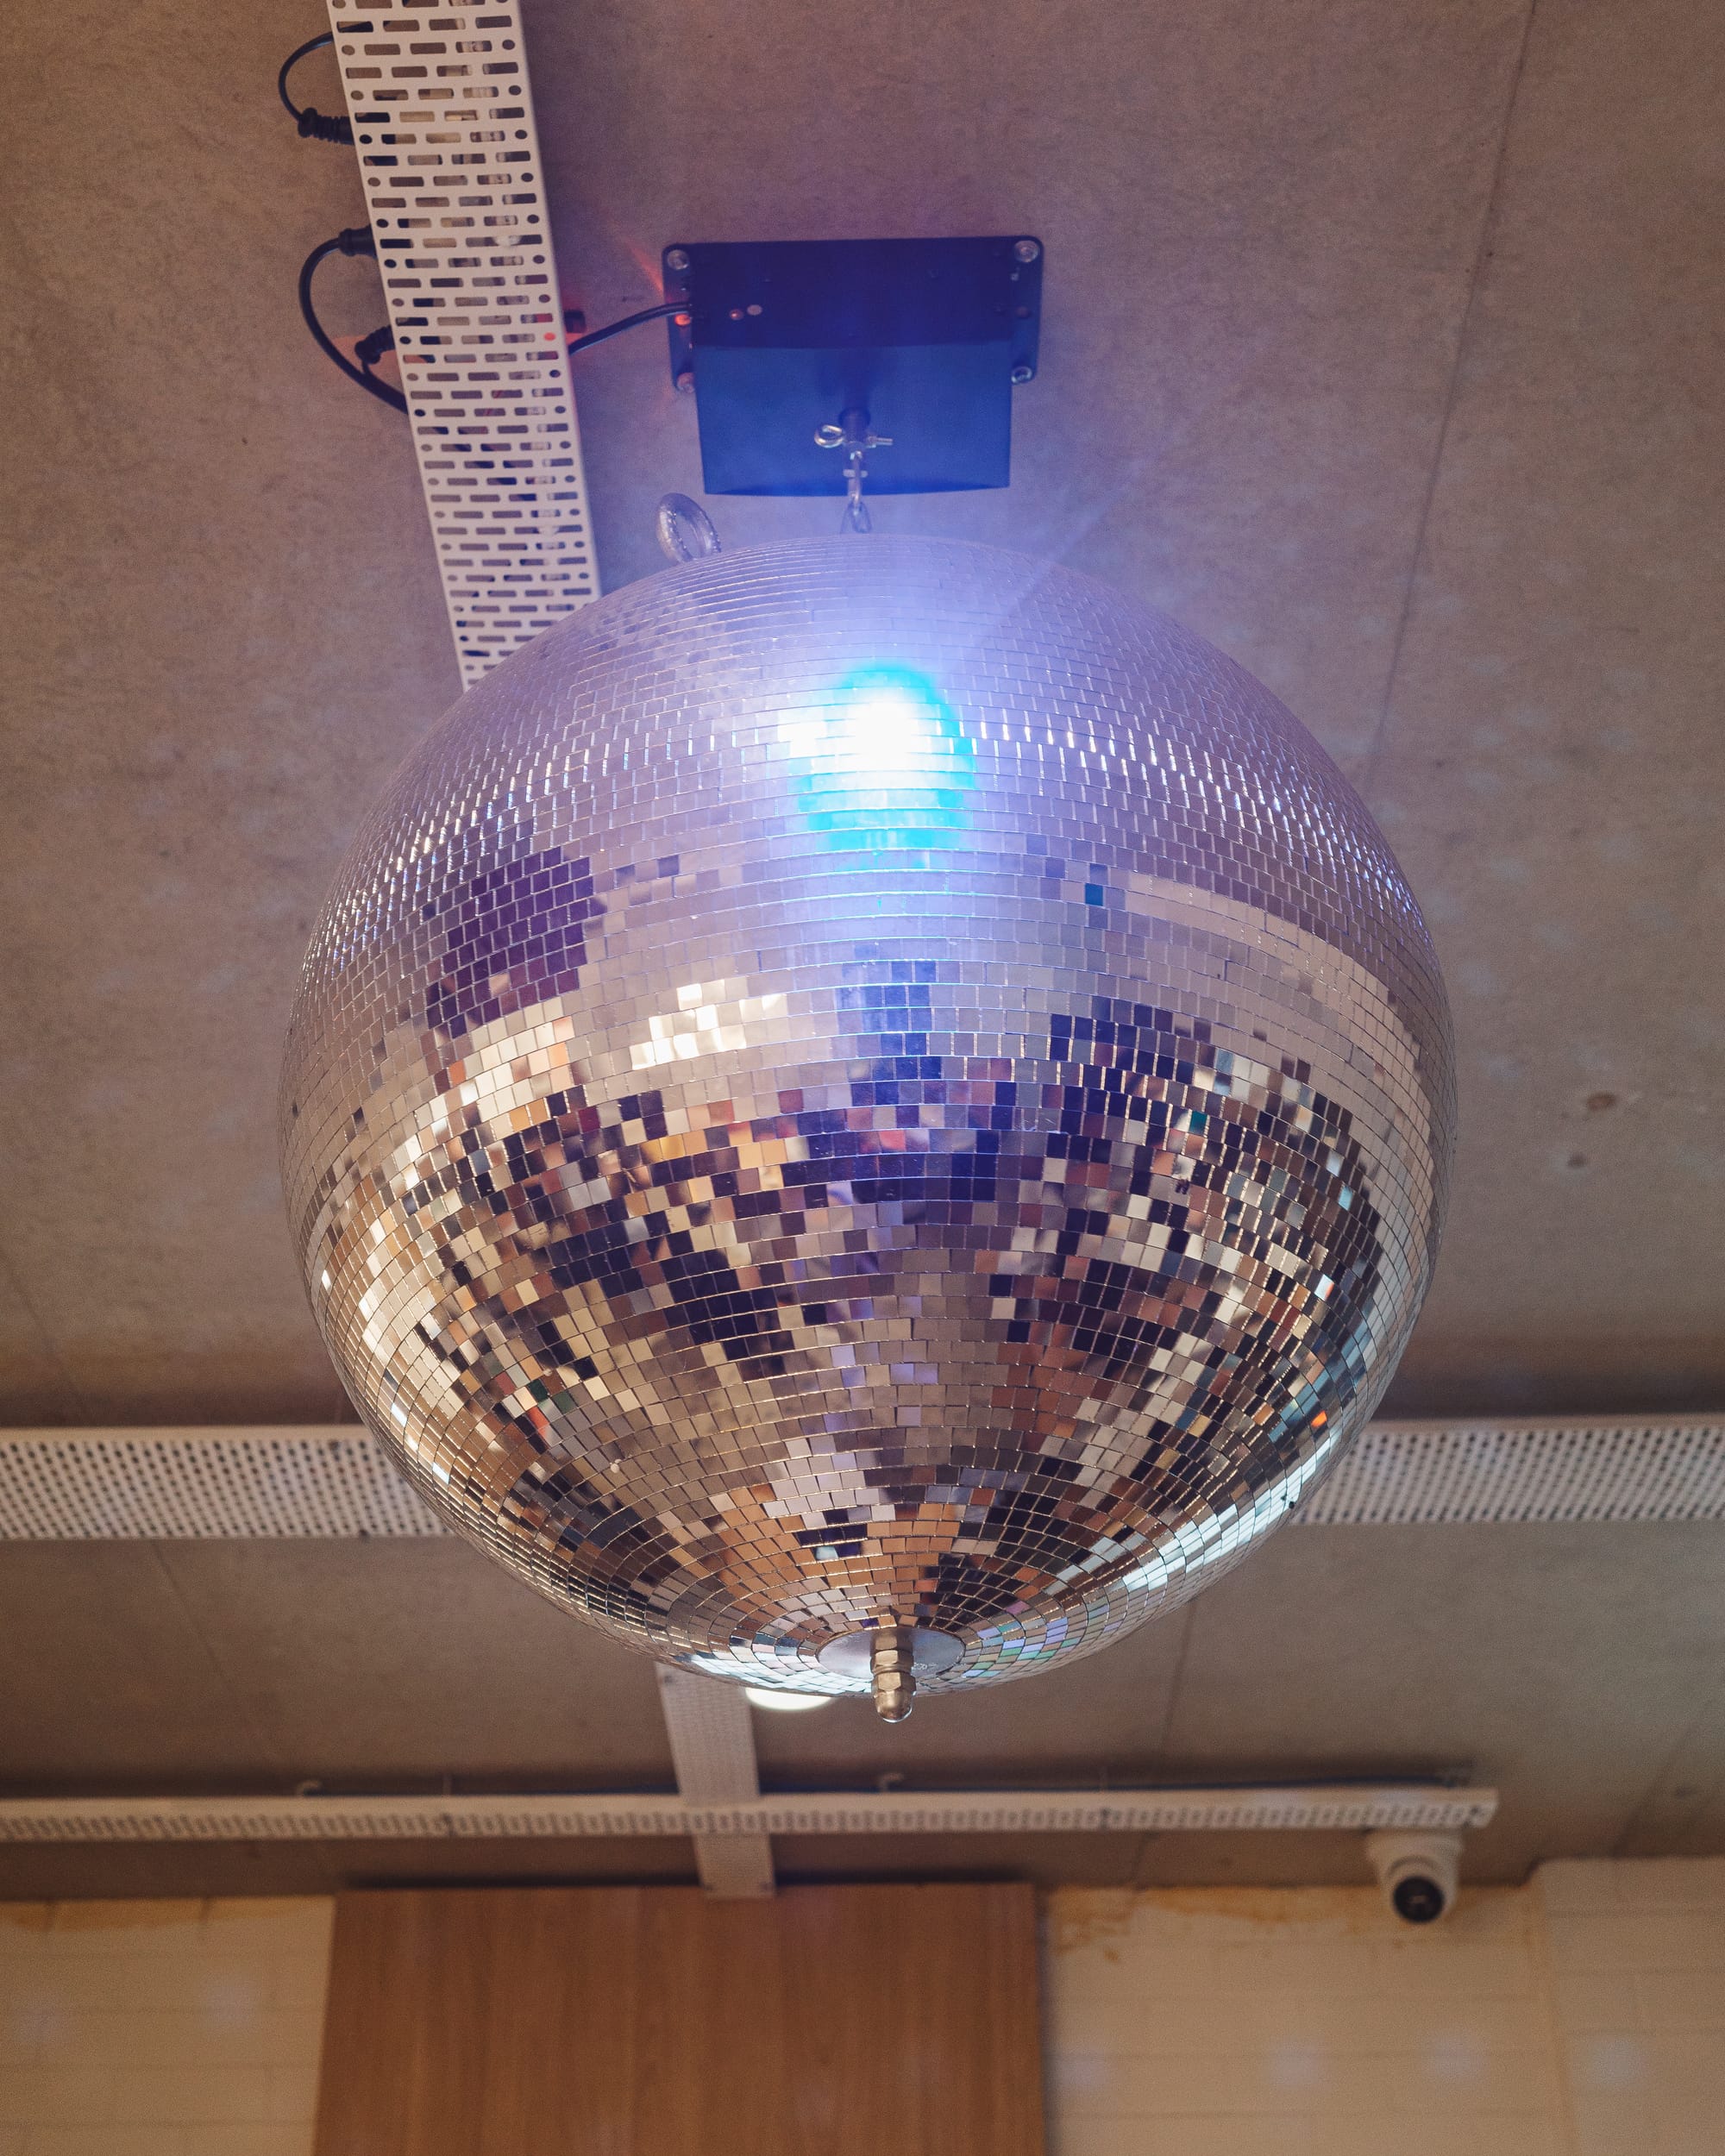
left=279, top=5, right=1452, bottom=1723
left=743, top=1689, right=834, bottom=1715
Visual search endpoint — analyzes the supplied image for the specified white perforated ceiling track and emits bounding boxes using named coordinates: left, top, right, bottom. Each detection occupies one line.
left=1300, top=1416, right=1725, bottom=1524
left=0, top=1784, right=1496, bottom=1845
left=0, top=1430, right=442, bottom=1539
left=325, top=0, right=598, bottom=684
left=656, top=1667, right=775, bottom=1896
left=0, top=1417, right=1718, bottom=1539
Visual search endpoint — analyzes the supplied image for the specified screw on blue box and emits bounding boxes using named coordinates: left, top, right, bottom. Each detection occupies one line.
left=661, top=236, right=1044, bottom=495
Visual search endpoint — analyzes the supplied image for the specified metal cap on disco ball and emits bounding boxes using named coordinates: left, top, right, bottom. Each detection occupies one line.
left=280, top=536, right=1453, bottom=1718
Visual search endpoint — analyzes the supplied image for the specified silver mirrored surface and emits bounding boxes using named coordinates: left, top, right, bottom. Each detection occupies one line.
left=281, top=536, right=1453, bottom=1696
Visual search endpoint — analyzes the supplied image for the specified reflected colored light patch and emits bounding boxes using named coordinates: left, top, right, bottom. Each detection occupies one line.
left=780, top=669, right=975, bottom=849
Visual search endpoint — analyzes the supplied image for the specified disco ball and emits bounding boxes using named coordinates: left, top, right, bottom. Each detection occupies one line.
left=281, top=536, right=1452, bottom=1717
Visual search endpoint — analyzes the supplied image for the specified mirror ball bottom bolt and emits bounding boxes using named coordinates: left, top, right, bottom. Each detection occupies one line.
left=871, top=1628, right=917, bottom=1721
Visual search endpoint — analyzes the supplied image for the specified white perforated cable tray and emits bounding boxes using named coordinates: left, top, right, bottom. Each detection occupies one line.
left=324, top=0, right=598, bottom=684
left=1, top=1417, right=1719, bottom=1540
left=0, top=1784, right=1496, bottom=1846
left=0, top=1430, right=441, bottom=1539
left=1299, top=1414, right=1725, bottom=1525
left=656, top=1665, right=774, bottom=1897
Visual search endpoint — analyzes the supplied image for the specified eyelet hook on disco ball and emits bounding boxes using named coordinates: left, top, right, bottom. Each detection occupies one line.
left=655, top=492, right=721, bottom=563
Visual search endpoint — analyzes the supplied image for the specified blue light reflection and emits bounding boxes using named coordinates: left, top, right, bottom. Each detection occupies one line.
left=779, top=668, right=975, bottom=849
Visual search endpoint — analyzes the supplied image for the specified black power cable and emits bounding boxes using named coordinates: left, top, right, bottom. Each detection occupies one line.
left=298, top=229, right=408, bottom=414
left=299, top=277, right=688, bottom=415
left=565, top=301, right=687, bottom=355
left=279, top=33, right=353, bottom=144
left=281, top=40, right=690, bottom=411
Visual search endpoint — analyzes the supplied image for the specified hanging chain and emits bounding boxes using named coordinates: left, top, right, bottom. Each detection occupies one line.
left=815, top=406, right=893, bottom=535
left=841, top=447, right=872, bottom=534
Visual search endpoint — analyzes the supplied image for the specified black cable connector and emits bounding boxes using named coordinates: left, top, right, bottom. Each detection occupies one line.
left=565, top=301, right=686, bottom=355
left=279, top=33, right=353, bottom=145
left=282, top=33, right=693, bottom=417
left=298, top=255, right=687, bottom=417
left=298, top=229, right=408, bottom=414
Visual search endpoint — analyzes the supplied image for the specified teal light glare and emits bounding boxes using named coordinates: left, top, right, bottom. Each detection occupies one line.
left=779, top=668, right=975, bottom=849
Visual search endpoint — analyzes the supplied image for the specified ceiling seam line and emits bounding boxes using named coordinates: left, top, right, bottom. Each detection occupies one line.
left=147, top=1543, right=291, bottom=1782
left=1151, top=1602, right=1197, bottom=1764
left=0, top=1190, right=92, bottom=1424
left=1356, top=0, right=1544, bottom=806
left=1607, top=1666, right=1725, bottom=1858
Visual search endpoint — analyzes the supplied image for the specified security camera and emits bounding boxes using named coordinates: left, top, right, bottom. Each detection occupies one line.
left=1364, top=1830, right=1463, bottom=1925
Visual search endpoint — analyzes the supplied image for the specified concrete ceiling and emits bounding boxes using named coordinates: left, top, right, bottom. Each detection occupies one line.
left=3, top=1517, right=1723, bottom=1900
left=3, top=0, right=1722, bottom=1890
